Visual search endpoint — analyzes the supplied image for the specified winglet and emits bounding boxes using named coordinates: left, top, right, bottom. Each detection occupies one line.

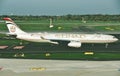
left=3, top=18, right=13, bottom=22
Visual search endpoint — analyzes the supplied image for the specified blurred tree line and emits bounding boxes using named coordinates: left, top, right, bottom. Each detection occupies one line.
left=0, top=14, right=120, bottom=22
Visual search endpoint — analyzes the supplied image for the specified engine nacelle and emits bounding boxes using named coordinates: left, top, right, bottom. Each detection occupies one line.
left=68, top=42, right=82, bottom=48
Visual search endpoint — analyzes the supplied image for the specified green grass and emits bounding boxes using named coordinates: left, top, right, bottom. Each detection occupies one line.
left=0, top=39, right=20, bottom=45
left=0, top=20, right=120, bottom=32
left=0, top=52, right=120, bottom=60
left=93, top=26, right=120, bottom=31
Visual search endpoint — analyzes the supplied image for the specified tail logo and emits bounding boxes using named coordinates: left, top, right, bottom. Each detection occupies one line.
left=10, top=26, right=16, bottom=32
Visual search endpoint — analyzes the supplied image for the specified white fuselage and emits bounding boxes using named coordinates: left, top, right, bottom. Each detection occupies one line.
left=16, top=32, right=118, bottom=43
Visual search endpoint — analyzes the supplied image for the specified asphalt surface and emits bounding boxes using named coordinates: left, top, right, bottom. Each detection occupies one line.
left=0, top=59, right=120, bottom=76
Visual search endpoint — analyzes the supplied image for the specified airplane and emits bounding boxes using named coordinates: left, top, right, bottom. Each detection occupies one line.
left=3, top=17, right=118, bottom=48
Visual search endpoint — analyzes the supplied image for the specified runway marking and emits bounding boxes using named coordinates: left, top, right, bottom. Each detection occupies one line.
left=30, top=67, right=46, bottom=71
left=105, top=27, right=114, bottom=31
left=0, top=46, right=8, bottom=49
left=13, top=46, right=24, bottom=50
left=45, top=53, right=51, bottom=57
left=84, top=52, right=94, bottom=55
left=13, top=53, right=25, bottom=57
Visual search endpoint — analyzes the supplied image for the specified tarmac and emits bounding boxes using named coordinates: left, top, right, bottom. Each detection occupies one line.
left=0, top=59, right=120, bottom=76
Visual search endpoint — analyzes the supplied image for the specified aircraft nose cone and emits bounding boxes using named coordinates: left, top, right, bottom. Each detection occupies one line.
left=114, top=38, right=119, bottom=42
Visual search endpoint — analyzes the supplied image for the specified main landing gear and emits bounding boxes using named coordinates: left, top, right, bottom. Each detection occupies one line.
left=105, top=43, right=108, bottom=48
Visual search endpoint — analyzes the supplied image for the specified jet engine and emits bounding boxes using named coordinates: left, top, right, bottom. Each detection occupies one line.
left=68, top=41, right=82, bottom=48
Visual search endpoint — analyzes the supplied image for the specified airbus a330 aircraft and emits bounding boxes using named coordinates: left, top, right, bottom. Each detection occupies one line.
left=3, top=18, right=118, bottom=48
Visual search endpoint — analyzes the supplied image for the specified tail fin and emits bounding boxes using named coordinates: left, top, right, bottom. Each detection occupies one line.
left=3, top=18, right=26, bottom=35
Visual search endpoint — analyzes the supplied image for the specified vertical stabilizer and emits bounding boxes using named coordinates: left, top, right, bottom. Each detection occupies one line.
left=3, top=18, right=26, bottom=35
